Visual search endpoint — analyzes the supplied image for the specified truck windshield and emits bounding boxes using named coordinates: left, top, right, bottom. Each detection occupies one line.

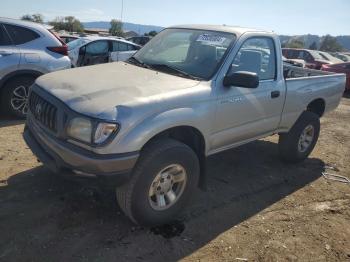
left=132, top=28, right=236, bottom=80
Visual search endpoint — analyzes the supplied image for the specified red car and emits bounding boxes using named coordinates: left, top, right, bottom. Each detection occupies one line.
left=321, top=62, right=350, bottom=91
left=282, top=48, right=331, bottom=70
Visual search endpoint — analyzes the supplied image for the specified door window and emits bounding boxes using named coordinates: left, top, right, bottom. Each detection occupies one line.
left=303, top=51, right=313, bottom=62
left=118, top=42, right=128, bottom=51
left=85, top=41, right=109, bottom=55
left=112, top=41, right=129, bottom=51
left=229, top=37, right=276, bottom=80
left=127, top=44, right=137, bottom=51
left=4, top=24, right=40, bottom=45
left=0, top=25, right=12, bottom=46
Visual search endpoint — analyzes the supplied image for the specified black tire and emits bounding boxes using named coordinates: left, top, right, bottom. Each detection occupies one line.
left=278, top=111, right=320, bottom=163
left=1, top=75, right=36, bottom=118
left=116, top=138, right=200, bottom=226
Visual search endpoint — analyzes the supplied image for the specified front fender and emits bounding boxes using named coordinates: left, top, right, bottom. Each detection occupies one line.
left=99, top=106, right=213, bottom=155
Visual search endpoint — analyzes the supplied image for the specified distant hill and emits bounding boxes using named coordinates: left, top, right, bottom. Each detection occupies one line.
left=280, top=34, right=350, bottom=51
left=83, top=21, right=164, bottom=35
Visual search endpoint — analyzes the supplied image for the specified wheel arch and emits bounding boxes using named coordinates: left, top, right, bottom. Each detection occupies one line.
left=0, top=70, right=43, bottom=90
left=141, top=125, right=208, bottom=190
left=307, top=98, right=325, bottom=117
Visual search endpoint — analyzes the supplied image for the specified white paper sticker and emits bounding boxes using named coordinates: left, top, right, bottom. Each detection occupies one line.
left=196, top=34, right=226, bottom=45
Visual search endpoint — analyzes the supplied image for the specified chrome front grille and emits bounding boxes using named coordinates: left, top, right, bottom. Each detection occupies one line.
left=29, top=91, right=58, bottom=132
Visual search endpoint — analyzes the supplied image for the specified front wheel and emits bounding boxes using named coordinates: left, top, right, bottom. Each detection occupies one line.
left=278, top=111, right=320, bottom=163
left=1, top=76, right=36, bottom=118
left=116, top=138, right=200, bottom=226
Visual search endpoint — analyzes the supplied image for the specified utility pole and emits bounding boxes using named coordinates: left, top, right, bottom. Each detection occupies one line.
left=121, top=0, right=124, bottom=22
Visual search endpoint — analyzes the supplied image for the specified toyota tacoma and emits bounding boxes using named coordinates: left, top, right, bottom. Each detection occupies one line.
left=24, top=25, right=346, bottom=225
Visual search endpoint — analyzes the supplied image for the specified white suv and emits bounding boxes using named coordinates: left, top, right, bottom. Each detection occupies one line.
left=0, top=18, right=71, bottom=118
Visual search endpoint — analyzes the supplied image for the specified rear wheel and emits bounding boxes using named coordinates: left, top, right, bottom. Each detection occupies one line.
left=116, top=138, right=200, bottom=226
left=278, top=111, right=320, bottom=163
left=1, top=76, right=36, bottom=118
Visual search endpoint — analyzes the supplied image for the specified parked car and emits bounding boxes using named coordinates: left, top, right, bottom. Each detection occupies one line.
left=127, top=36, right=152, bottom=46
left=322, top=62, right=350, bottom=91
left=67, top=36, right=141, bottom=67
left=282, top=56, right=306, bottom=67
left=282, top=48, right=331, bottom=70
left=58, top=34, right=79, bottom=44
left=24, top=25, right=345, bottom=226
left=331, top=52, right=350, bottom=62
left=316, top=51, right=343, bottom=64
left=0, top=18, right=71, bottom=117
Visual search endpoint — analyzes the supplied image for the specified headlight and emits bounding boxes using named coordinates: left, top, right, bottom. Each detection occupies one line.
left=94, top=122, right=118, bottom=144
left=67, top=117, right=92, bottom=143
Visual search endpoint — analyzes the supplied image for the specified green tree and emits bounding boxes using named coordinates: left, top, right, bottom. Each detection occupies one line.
left=49, top=16, right=84, bottom=32
left=109, top=19, right=124, bottom=37
left=284, top=39, right=305, bottom=49
left=309, top=42, right=318, bottom=50
left=319, top=35, right=343, bottom=52
left=21, top=13, right=44, bottom=23
left=144, top=30, right=157, bottom=37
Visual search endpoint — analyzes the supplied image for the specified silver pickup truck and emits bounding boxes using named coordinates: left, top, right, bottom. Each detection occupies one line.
left=23, top=25, right=346, bottom=225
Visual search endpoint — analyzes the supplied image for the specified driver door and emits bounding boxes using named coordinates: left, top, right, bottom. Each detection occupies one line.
left=77, top=40, right=110, bottom=67
left=211, top=37, right=284, bottom=152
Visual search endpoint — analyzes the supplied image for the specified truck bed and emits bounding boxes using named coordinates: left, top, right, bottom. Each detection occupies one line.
left=283, top=63, right=334, bottom=79
left=279, top=64, right=346, bottom=131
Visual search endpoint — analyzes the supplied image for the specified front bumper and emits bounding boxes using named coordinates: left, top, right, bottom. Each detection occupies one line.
left=23, top=117, right=139, bottom=186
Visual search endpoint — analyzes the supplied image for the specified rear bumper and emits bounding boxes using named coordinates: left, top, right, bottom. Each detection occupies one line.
left=23, top=117, right=139, bottom=186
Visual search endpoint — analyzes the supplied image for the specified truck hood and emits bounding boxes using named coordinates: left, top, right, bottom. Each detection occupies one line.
left=35, top=62, right=200, bottom=120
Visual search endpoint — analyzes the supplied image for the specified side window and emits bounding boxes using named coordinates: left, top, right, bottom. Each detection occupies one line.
left=127, top=44, right=136, bottom=51
left=297, top=51, right=304, bottom=60
left=85, top=41, right=109, bottom=55
left=112, top=41, right=119, bottom=51
left=230, top=37, right=276, bottom=80
left=303, top=51, right=313, bottom=62
left=289, top=50, right=298, bottom=59
left=4, top=24, right=40, bottom=45
left=118, top=42, right=128, bottom=51
left=0, top=25, right=12, bottom=46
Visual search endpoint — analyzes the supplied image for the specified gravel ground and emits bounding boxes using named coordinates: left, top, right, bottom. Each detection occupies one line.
left=0, top=97, right=349, bottom=262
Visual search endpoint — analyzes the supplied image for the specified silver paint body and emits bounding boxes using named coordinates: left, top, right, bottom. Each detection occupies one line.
left=0, top=18, right=71, bottom=83
left=34, top=25, right=346, bottom=157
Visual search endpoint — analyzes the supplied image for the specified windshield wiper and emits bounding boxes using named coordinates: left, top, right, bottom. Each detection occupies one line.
left=148, top=63, right=202, bottom=80
left=127, top=56, right=150, bottom=68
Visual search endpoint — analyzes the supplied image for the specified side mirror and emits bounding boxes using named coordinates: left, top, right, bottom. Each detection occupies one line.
left=223, top=71, right=259, bottom=88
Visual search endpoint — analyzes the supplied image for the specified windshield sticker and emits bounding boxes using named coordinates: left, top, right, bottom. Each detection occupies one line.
left=196, top=34, right=226, bottom=45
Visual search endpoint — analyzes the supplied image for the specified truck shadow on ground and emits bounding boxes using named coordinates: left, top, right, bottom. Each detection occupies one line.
left=0, top=139, right=325, bottom=261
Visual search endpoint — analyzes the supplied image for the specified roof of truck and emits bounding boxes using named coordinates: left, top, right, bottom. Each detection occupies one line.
left=169, top=24, right=273, bottom=36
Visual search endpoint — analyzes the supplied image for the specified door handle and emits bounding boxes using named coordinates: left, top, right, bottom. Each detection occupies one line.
left=271, top=90, right=280, bottom=98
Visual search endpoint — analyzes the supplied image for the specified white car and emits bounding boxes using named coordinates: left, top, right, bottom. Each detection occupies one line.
left=67, top=36, right=141, bottom=67
left=0, top=18, right=71, bottom=117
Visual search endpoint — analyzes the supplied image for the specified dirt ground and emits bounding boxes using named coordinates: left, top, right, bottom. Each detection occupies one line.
left=0, top=97, right=349, bottom=262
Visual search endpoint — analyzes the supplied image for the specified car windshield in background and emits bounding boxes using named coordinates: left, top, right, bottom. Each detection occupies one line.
left=317, top=52, right=343, bottom=63
left=67, top=38, right=90, bottom=51
left=306, top=50, right=324, bottom=61
left=132, top=28, right=236, bottom=79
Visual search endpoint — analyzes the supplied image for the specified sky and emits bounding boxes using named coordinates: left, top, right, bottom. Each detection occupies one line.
left=2, top=0, right=350, bottom=35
